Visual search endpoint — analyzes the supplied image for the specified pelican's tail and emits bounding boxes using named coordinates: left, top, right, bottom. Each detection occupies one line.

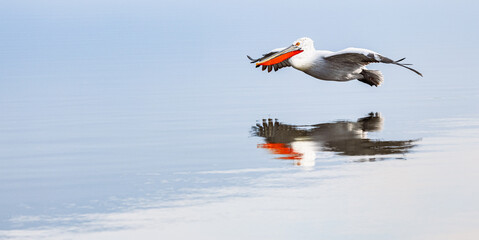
left=358, top=70, right=384, bottom=87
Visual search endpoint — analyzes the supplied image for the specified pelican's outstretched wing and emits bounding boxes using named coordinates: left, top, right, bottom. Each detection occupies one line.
left=247, top=47, right=299, bottom=73
left=324, top=48, right=423, bottom=76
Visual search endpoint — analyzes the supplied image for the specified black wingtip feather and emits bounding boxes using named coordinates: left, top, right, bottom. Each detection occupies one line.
left=247, top=55, right=260, bottom=63
left=392, top=58, right=423, bottom=77
left=394, top=62, right=423, bottom=77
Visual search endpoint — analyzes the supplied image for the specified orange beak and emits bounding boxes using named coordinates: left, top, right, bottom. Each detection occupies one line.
left=255, top=45, right=303, bottom=66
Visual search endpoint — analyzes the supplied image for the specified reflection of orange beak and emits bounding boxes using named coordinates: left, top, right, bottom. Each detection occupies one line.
left=257, top=143, right=303, bottom=160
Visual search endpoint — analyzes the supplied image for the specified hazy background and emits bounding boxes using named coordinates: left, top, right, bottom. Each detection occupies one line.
left=1, top=1, right=478, bottom=239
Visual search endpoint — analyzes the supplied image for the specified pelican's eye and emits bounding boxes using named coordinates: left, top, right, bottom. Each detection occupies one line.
left=295, top=42, right=300, bottom=46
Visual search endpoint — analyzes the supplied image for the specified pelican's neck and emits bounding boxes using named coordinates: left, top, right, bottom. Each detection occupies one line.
left=289, top=46, right=317, bottom=71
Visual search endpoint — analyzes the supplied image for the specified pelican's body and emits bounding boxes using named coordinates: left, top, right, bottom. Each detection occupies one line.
left=248, top=37, right=422, bottom=87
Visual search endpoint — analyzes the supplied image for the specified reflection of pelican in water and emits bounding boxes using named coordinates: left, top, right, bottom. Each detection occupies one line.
left=251, top=113, right=418, bottom=167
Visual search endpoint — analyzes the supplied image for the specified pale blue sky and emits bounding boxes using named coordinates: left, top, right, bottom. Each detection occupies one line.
left=1, top=0, right=478, bottom=83
left=1, top=0, right=478, bottom=122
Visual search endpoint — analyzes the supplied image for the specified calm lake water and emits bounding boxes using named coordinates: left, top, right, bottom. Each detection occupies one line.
left=1, top=1, right=479, bottom=239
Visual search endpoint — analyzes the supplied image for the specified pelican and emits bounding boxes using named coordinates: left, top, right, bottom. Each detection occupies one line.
left=247, top=37, right=422, bottom=87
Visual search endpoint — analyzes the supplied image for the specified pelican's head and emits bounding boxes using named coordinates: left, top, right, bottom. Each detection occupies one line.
left=287, top=37, right=316, bottom=70
left=292, top=37, right=315, bottom=52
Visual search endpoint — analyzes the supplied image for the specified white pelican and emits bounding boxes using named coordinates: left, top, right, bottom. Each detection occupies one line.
left=248, top=37, right=422, bottom=87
